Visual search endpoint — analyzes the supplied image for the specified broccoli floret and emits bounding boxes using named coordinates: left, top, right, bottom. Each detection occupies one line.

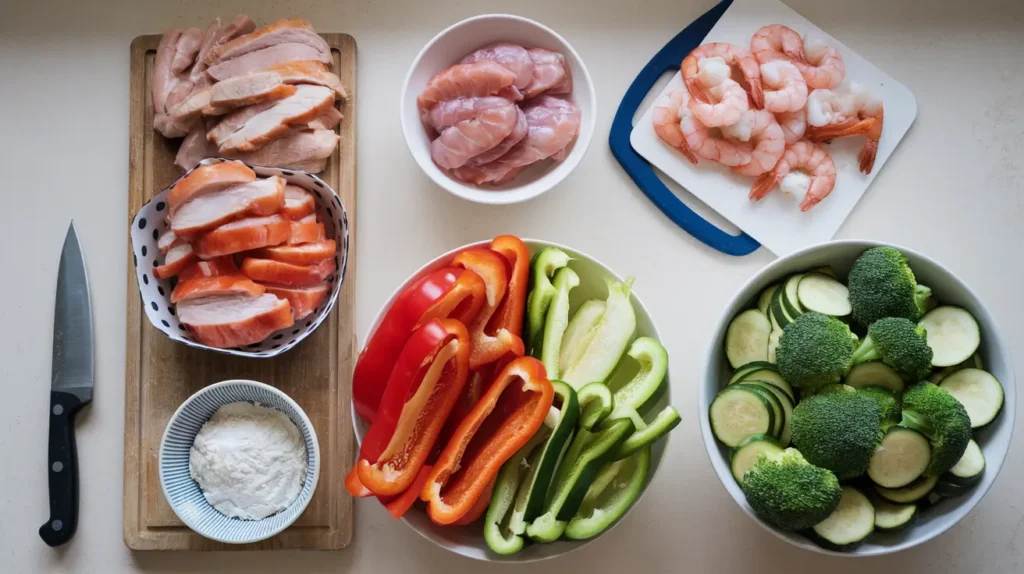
left=777, top=313, right=858, bottom=391
left=741, top=448, right=842, bottom=531
left=851, top=317, right=934, bottom=380
left=900, top=382, right=972, bottom=475
left=790, top=391, right=882, bottom=480
left=818, top=384, right=855, bottom=395
left=857, top=386, right=902, bottom=430
left=848, top=247, right=932, bottom=327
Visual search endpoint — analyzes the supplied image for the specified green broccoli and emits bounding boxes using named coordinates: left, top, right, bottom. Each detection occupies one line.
left=848, top=246, right=932, bottom=327
left=857, top=386, right=902, bottom=430
left=741, top=448, right=842, bottom=531
left=777, top=313, right=858, bottom=391
left=900, top=382, right=972, bottom=475
left=851, top=317, right=934, bottom=380
left=790, top=391, right=882, bottom=480
left=818, top=384, right=855, bottom=395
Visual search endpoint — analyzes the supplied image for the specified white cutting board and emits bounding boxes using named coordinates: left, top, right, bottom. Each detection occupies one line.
left=630, top=0, right=916, bottom=257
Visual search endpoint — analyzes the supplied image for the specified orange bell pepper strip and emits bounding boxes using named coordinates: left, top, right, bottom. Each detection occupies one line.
left=487, top=235, right=530, bottom=338
left=344, top=468, right=375, bottom=498
left=353, top=319, right=471, bottom=497
left=420, top=356, right=554, bottom=525
left=452, top=248, right=525, bottom=369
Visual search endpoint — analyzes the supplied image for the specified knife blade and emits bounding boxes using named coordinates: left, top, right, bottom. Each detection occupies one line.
left=39, top=221, right=94, bottom=547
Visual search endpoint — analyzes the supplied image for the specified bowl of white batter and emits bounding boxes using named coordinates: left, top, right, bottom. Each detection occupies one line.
left=159, top=379, right=321, bottom=544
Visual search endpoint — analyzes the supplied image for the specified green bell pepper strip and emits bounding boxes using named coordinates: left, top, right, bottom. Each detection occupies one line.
left=539, top=268, right=580, bottom=379
left=483, top=430, right=549, bottom=555
left=525, top=248, right=571, bottom=356
left=577, top=382, right=613, bottom=431
left=564, top=446, right=651, bottom=540
left=561, top=278, right=636, bottom=390
left=526, top=418, right=636, bottom=543
left=611, top=406, right=681, bottom=460
left=559, top=299, right=605, bottom=373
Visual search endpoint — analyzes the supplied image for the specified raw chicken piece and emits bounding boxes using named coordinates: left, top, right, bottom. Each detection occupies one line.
left=425, top=96, right=512, bottom=133
left=153, top=30, right=182, bottom=115
left=218, top=85, right=335, bottom=153
left=170, top=274, right=266, bottom=303
left=417, top=61, right=516, bottom=112
left=265, top=61, right=347, bottom=99
left=224, top=129, right=339, bottom=168
left=178, top=256, right=240, bottom=281
left=168, top=161, right=257, bottom=212
left=522, top=48, right=572, bottom=99
left=171, top=28, right=204, bottom=74
left=288, top=216, right=325, bottom=244
left=241, top=257, right=336, bottom=287
left=171, top=176, right=286, bottom=237
left=304, top=106, right=343, bottom=130
left=178, top=293, right=293, bottom=348
left=280, top=185, right=316, bottom=219
left=430, top=103, right=518, bottom=169
left=175, top=123, right=219, bottom=171
left=262, top=283, right=329, bottom=320
left=459, top=43, right=535, bottom=90
left=207, top=43, right=331, bottom=81
left=157, top=230, right=182, bottom=253
left=194, top=214, right=292, bottom=259
left=208, top=19, right=329, bottom=66
left=191, top=15, right=258, bottom=85
left=256, top=239, right=336, bottom=265
left=203, top=72, right=297, bottom=115
left=288, top=158, right=328, bottom=174
left=467, top=106, right=528, bottom=166
left=153, top=243, right=196, bottom=279
left=206, top=100, right=277, bottom=146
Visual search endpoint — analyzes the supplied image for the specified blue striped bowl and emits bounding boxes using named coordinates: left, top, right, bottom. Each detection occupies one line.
left=159, top=380, right=321, bottom=544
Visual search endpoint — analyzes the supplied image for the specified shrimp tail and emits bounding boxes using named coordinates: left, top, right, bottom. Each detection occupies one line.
left=806, top=118, right=875, bottom=143
left=681, top=145, right=699, bottom=165
left=748, top=79, right=765, bottom=109
left=685, top=77, right=711, bottom=104
left=858, top=142, right=878, bottom=174
left=749, top=171, right=781, bottom=201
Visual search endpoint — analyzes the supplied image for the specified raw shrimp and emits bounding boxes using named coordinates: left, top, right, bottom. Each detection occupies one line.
left=732, top=110, right=785, bottom=177
left=682, top=42, right=764, bottom=108
left=680, top=101, right=753, bottom=167
left=652, top=89, right=698, bottom=164
left=750, top=24, right=806, bottom=66
left=750, top=141, right=836, bottom=211
left=459, top=43, right=535, bottom=90
left=686, top=58, right=749, bottom=127
left=793, top=31, right=845, bottom=89
left=760, top=60, right=808, bottom=113
left=776, top=109, right=807, bottom=145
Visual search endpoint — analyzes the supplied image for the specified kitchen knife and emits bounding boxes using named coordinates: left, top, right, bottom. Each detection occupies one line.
left=39, top=222, right=94, bottom=547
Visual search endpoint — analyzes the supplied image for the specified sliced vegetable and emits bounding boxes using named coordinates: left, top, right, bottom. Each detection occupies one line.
left=867, top=426, right=930, bottom=489
left=872, top=499, right=918, bottom=531
left=561, top=278, right=637, bottom=390
left=845, top=361, right=905, bottom=393
left=729, top=361, right=778, bottom=383
left=483, top=432, right=549, bottom=555
left=939, top=368, right=1004, bottom=428
left=811, top=486, right=874, bottom=551
left=525, top=248, right=571, bottom=354
left=539, top=267, right=580, bottom=378
left=797, top=272, right=851, bottom=316
left=767, top=328, right=782, bottom=364
left=608, top=338, right=669, bottom=423
left=725, top=309, right=771, bottom=369
left=731, top=368, right=795, bottom=402
left=875, top=475, right=938, bottom=504
left=611, top=406, right=681, bottom=460
left=564, top=447, right=651, bottom=540
left=929, top=353, right=983, bottom=383
left=487, top=235, right=530, bottom=338
left=559, top=299, right=605, bottom=373
left=757, top=284, right=779, bottom=316
left=454, top=248, right=526, bottom=369
left=577, top=382, right=613, bottom=430
left=781, top=273, right=806, bottom=318
left=770, top=287, right=796, bottom=329
left=943, top=439, right=985, bottom=487
left=918, top=306, right=981, bottom=367
left=741, top=381, right=792, bottom=446
left=710, top=386, right=776, bottom=447
left=731, top=383, right=784, bottom=441
left=731, top=434, right=783, bottom=483
left=383, top=465, right=433, bottom=519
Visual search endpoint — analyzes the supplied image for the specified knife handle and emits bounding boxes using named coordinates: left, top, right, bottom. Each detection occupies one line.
left=39, top=390, right=85, bottom=547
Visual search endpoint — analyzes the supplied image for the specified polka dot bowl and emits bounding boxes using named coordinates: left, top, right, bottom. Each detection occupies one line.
left=129, top=158, right=349, bottom=358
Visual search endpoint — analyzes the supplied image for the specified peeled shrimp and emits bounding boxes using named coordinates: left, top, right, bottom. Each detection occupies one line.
left=682, top=42, right=764, bottom=108
left=775, top=108, right=808, bottom=145
left=793, top=31, right=845, bottom=89
left=679, top=100, right=753, bottom=167
left=750, top=141, right=836, bottom=211
left=750, top=24, right=806, bottom=66
left=806, top=84, right=884, bottom=173
left=686, top=58, right=749, bottom=127
left=732, top=110, right=785, bottom=177
left=652, top=89, right=698, bottom=164
left=760, top=60, right=808, bottom=113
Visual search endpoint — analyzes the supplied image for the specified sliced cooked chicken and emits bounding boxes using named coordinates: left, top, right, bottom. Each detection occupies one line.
left=178, top=256, right=240, bottom=281
left=224, top=129, right=338, bottom=168
left=207, top=43, right=331, bottom=82
left=218, top=85, right=335, bottom=153
left=169, top=161, right=257, bottom=211
left=304, top=106, right=343, bottom=131
left=203, top=72, right=297, bottom=116
left=178, top=293, right=293, bottom=348
left=262, top=283, right=329, bottom=320
left=167, top=87, right=214, bottom=123
left=170, top=274, right=266, bottom=303
left=157, top=229, right=183, bottom=253
left=288, top=215, right=326, bottom=245
left=265, top=61, right=346, bottom=99
left=153, top=30, right=182, bottom=115
left=288, top=158, right=328, bottom=174
left=417, top=61, right=516, bottom=113
left=195, top=214, right=292, bottom=259
left=523, top=48, right=572, bottom=99
left=153, top=113, right=196, bottom=139
left=459, top=43, right=535, bottom=90
left=174, top=123, right=219, bottom=171
left=171, top=176, right=286, bottom=237
left=191, top=15, right=256, bottom=83
left=280, top=185, right=316, bottom=219
left=256, top=239, right=336, bottom=265
left=430, top=103, right=518, bottom=169
left=208, top=19, right=329, bottom=65
left=206, top=100, right=277, bottom=146
left=171, top=28, right=204, bottom=74
left=153, top=243, right=196, bottom=279
left=241, top=257, right=335, bottom=287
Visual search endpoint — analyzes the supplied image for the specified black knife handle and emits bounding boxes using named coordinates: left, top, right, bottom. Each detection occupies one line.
left=39, top=390, right=86, bottom=547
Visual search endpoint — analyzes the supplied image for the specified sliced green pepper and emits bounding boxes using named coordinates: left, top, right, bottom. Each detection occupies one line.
left=559, top=299, right=605, bottom=372
left=577, top=381, right=613, bottom=431
left=525, top=248, right=571, bottom=355
left=612, top=406, right=680, bottom=460
left=483, top=430, right=549, bottom=555
left=539, top=268, right=580, bottom=379
left=564, top=447, right=651, bottom=540
left=526, top=418, right=635, bottom=543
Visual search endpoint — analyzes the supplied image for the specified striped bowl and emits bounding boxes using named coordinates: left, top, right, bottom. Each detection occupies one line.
left=159, top=380, right=321, bottom=544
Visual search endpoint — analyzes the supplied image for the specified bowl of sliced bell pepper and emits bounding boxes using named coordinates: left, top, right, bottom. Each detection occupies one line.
left=346, top=235, right=679, bottom=561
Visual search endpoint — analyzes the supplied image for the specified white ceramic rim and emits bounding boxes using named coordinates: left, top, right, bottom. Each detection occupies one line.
left=158, top=379, right=322, bottom=544
left=399, top=14, right=597, bottom=205
left=698, top=238, right=1017, bottom=557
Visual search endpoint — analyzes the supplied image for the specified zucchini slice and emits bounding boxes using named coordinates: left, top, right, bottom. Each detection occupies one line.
left=729, top=361, right=778, bottom=384
left=811, top=486, right=874, bottom=552
left=872, top=499, right=918, bottom=532
left=875, top=475, right=939, bottom=504
left=742, top=381, right=793, bottom=446
left=731, top=383, right=785, bottom=441
left=725, top=309, right=772, bottom=369
left=943, top=439, right=985, bottom=487
left=559, top=299, right=606, bottom=377
left=709, top=387, right=776, bottom=447
left=812, top=265, right=837, bottom=278
left=770, top=288, right=795, bottom=329
left=561, top=278, right=636, bottom=389
left=782, top=273, right=805, bottom=317
left=730, top=434, right=783, bottom=483
left=767, top=328, right=782, bottom=364
left=845, top=361, right=905, bottom=393
left=939, top=368, right=1004, bottom=428
left=929, top=352, right=984, bottom=383
left=797, top=273, right=851, bottom=317
left=733, top=369, right=795, bottom=402
left=758, top=284, right=779, bottom=316
left=867, top=427, right=931, bottom=489
left=918, top=306, right=981, bottom=367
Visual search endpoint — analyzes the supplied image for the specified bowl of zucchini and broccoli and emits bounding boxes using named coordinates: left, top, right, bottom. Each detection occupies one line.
left=700, top=241, right=1015, bottom=556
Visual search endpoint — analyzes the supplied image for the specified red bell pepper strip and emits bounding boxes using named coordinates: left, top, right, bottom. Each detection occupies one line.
left=354, top=319, right=470, bottom=496
left=452, top=248, right=525, bottom=369
left=383, top=465, right=434, bottom=519
left=420, top=356, right=554, bottom=525
left=487, top=235, right=530, bottom=338
left=353, top=267, right=485, bottom=422
left=451, top=478, right=495, bottom=526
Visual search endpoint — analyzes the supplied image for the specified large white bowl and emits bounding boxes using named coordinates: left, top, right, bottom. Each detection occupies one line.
left=699, top=239, right=1016, bottom=556
left=400, top=14, right=596, bottom=205
left=354, top=239, right=670, bottom=561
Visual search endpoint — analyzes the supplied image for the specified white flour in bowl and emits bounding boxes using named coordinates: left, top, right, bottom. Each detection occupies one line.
left=189, top=402, right=307, bottom=520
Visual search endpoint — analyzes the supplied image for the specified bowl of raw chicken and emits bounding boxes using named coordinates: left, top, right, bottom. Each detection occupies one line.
left=401, top=14, right=596, bottom=205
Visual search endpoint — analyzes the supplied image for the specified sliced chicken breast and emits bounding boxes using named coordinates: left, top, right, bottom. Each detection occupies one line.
left=430, top=103, right=518, bottom=169
left=288, top=216, right=326, bottom=245
left=218, top=85, right=334, bottom=153
left=171, top=176, right=286, bottom=237
left=459, top=43, right=535, bottom=90
left=174, top=123, right=219, bottom=171
left=171, top=274, right=266, bottom=303
left=153, top=30, right=182, bottom=115
left=304, top=106, right=343, bottom=131
left=206, top=100, right=277, bottom=146
left=157, top=230, right=184, bottom=253
left=280, top=185, right=316, bottom=219
left=287, top=158, right=328, bottom=174
left=203, top=72, right=297, bottom=116
left=168, top=160, right=257, bottom=210
left=178, top=293, right=293, bottom=348
left=425, top=96, right=513, bottom=133
left=178, top=256, right=240, bottom=281
left=171, top=28, right=204, bottom=74
left=467, top=106, right=528, bottom=166
left=195, top=214, right=292, bottom=259
left=153, top=243, right=196, bottom=279
left=262, top=283, right=329, bottom=320
left=523, top=48, right=572, bottom=99
left=153, top=113, right=196, bottom=139
left=417, top=61, right=516, bottom=113
left=224, top=129, right=338, bottom=168
left=256, top=239, right=336, bottom=265
left=265, top=61, right=346, bottom=99
left=207, top=43, right=331, bottom=82
left=209, top=19, right=329, bottom=65
left=241, top=257, right=336, bottom=287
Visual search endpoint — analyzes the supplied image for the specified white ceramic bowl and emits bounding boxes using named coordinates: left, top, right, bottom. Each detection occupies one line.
left=699, top=239, right=1016, bottom=556
left=159, top=379, right=321, bottom=544
left=400, top=14, right=596, bottom=205
left=354, top=239, right=670, bottom=561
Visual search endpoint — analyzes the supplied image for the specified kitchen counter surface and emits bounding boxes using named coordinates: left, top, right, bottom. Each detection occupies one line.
left=1, top=0, right=1022, bottom=572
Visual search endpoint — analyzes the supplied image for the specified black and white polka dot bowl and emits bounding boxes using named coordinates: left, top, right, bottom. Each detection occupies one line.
left=159, top=379, right=320, bottom=544
left=129, top=158, right=349, bottom=358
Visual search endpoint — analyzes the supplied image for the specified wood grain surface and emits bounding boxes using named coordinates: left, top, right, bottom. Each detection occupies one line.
left=123, top=33, right=356, bottom=551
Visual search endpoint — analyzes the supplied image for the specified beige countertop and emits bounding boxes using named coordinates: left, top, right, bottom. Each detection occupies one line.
left=1, top=0, right=1022, bottom=572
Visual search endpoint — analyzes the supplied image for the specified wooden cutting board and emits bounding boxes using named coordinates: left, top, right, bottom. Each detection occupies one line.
left=123, top=33, right=356, bottom=551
